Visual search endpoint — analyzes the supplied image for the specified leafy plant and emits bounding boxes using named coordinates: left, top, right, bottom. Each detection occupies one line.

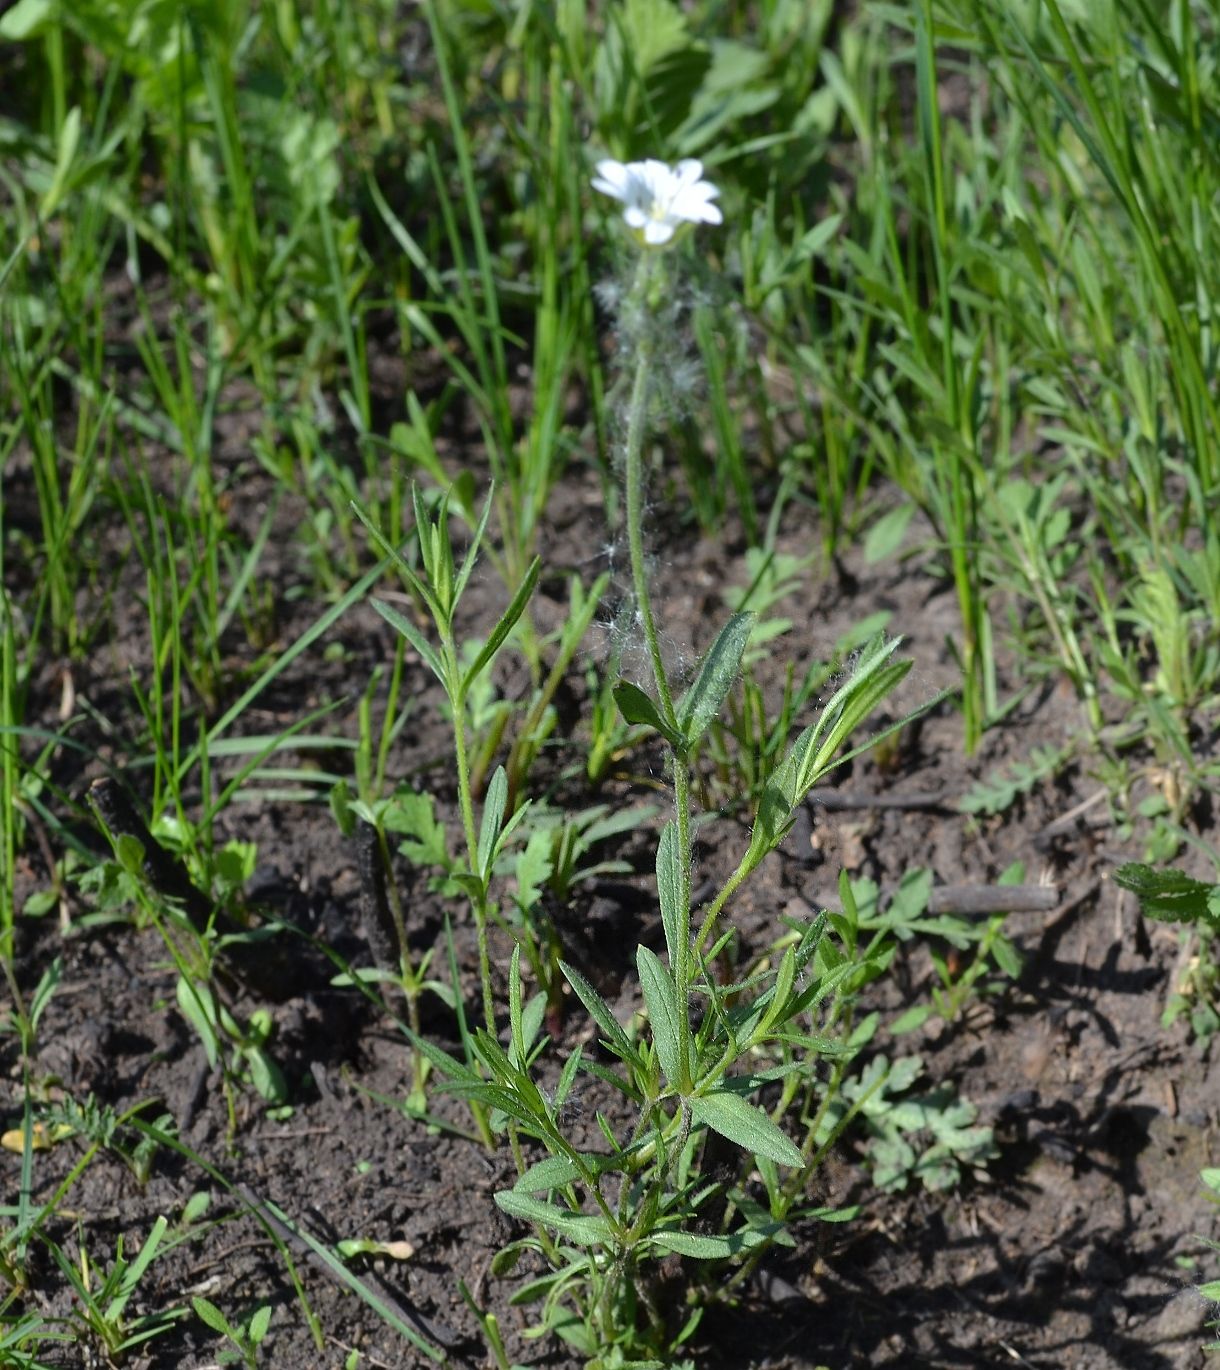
left=192, top=1296, right=273, bottom=1368
left=817, top=1054, right=998, bottom=1193
left=46, top=1217, right=186, bottom=1364
left=1115, top=861, right=1220, bottom=1042
left=959, top=744, right=1074, bottom=818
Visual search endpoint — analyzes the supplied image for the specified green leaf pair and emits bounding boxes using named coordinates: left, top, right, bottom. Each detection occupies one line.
left=614, top=611, right=755, bottom=753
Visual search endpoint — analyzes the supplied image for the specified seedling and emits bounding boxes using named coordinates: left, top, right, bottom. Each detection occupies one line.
left=47, top=1218, right=186, bottom=1364
left=192, top=1297, right=273, bottom=1368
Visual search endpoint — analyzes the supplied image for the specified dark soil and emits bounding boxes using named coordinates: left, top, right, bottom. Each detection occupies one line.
left=5, top=443, right=1219, bottom=1370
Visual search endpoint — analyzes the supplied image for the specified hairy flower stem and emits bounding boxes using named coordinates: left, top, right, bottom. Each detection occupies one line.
left=622, top=252, right=694, bottom=1090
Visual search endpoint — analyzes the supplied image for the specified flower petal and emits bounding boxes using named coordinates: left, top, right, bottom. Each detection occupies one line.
left=673, top=187, right=722, bottom=224
left=592, top=159, right=633, bottom=202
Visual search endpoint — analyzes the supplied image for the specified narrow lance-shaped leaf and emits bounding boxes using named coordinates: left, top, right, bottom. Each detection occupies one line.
left=794, top=659, right=913, bottom=794
left=371, top=598, right=447, bottom=691
left=494, top=1191, right=612, bottom=1247
left=560, top=962, right=640, bottom=1067
left=637, top=945, right=683, bottom=1088
left=462, top=556, right=542, bottom=697
left=477, top=765, right=508, bottom=885
left=452, top=486, right=495, bottom=604
left=508, top=943, right=524, bottom=1068
left=743, top=752, right=799, bottom=870
left=690, top=1091, right=804, bottom=1169
left=351, top=500, right=439, bottom=620
left=647, top=1227, right=768, bottom=1260
left=677, top=611, right=754, bottom=749
left=656, top=821, right=685, bottom=970
left=743, top=638, right=916, bottom=871
left=514, top=1155, right=583, bottom=1192
left=412, top=485, right=455, bottom=616
left=790, top=635, right=903, bottom=790
left=756, top=945, right=796, bottom=1038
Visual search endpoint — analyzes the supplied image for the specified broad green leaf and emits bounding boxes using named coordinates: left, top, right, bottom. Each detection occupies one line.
left=191, top=1297, right=233, bottom=1337
left=637, top=945, right=683, bottom=1087
left=494, top=1191, right=611, bottom=1246
left=1114, top=863, right=1218, bottom=925
left=677, top=611, right=754, bottom=748
left=691, top=1091, right=803, bottom=1168
left=656, top=821, right=684, bottom=969
left=515, top=1155, right=583, bottom=1192
left=613, top=681, right=681, bottom=747
left=864, top=503, right=915, bottom=563
left=0, top=0, right=55, bottom=39
left=176, top=978, right=219, bottom=1069
left=115, top=832, right=146, bottom=876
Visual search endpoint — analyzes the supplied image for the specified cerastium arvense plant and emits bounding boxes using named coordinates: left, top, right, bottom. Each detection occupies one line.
left=360, top=157, right=938, bottom=1367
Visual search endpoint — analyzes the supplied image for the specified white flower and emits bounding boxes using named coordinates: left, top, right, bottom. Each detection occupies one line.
left=592, top=157, right=722, bottom=247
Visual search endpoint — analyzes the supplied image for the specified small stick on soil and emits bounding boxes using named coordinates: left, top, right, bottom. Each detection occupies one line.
left=1033, top=787, right=1109, bottom=848
left=90, top=777, right=290, bottom=998
left=808, top=882, right=1061, bottom=918
left=179, top=1047, right=212, bottom=1135
left=356, top=819, right=402, bottom=979
left=90, top=776, right=214, bottom=932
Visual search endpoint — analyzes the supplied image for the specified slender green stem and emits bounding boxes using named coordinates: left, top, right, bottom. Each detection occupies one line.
left=449, top=666, right=495, bottom=1034
left=694, top=856, right=750, bottom=960
left=670, top=763, right=693, bottom=1087
left=622, top=262, right=676, bottom=730
left=620, top=249, right=695, bottom=1088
